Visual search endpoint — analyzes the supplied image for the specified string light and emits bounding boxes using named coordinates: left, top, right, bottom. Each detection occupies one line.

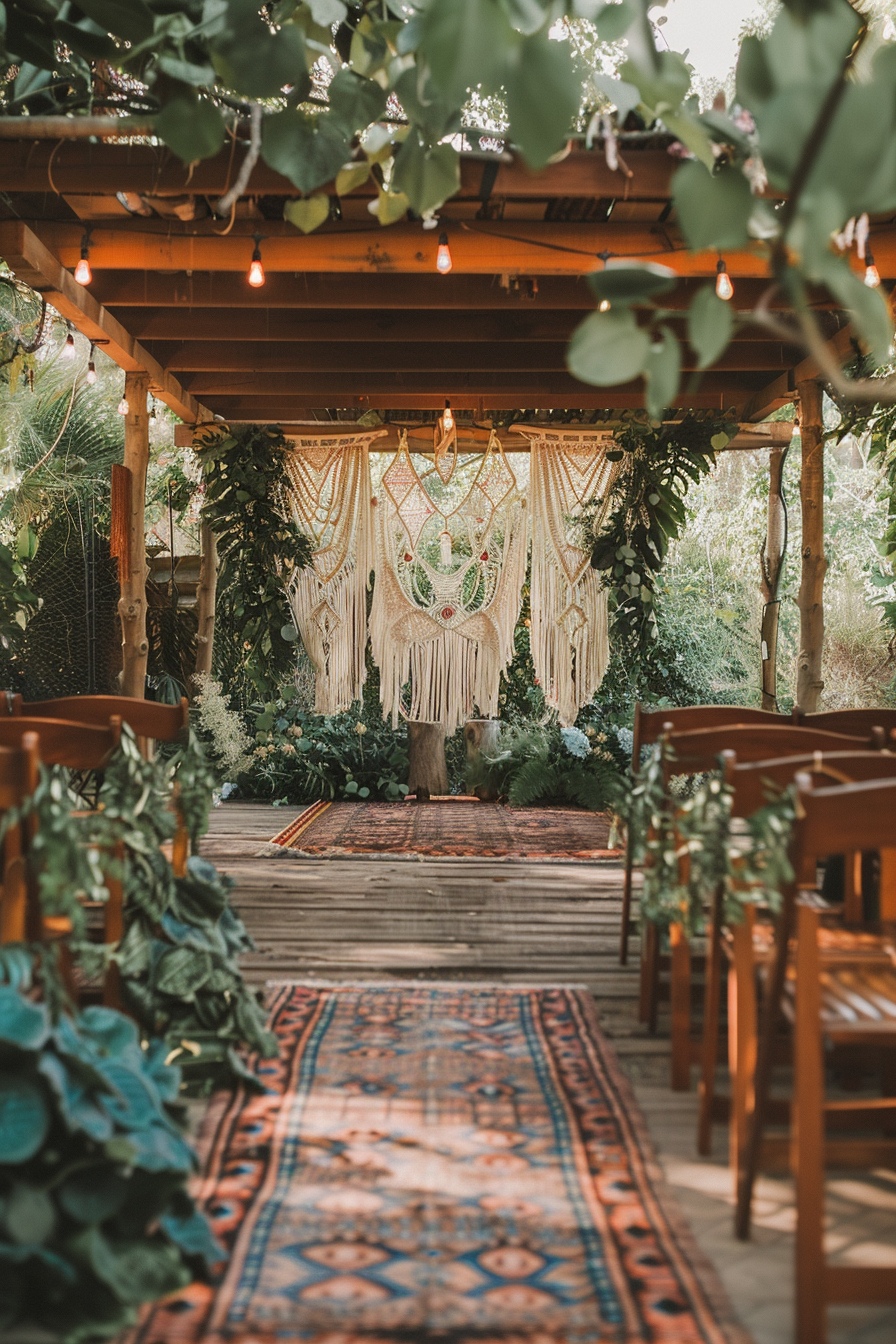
left=74, top=232, right=92, bottom=285
left=248, top=235, right=265, bottom=287
left=117, top=395, right=129, bottom=415
left=864, top=248, right=881, bottom=288
left=599, top=299, right=611, bottom=312
left=63, top=324, right=75, bottom=359
left=443, top=398, right=454, bottom=432
left=86, top=342, right=97, bottom=384
left=715, top=257, right=734, bottom=301
left=436, top=231, right=453, bottom=274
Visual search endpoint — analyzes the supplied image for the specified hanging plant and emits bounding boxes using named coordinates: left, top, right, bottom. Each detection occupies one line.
left=193, top=422, right=313, bottom=698
left=579, top=412, right=737, bottom=653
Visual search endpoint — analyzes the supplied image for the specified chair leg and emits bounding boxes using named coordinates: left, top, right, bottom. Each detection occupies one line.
left=795, top=903, right=827, bottom=1344
left=729, top=910, right=757, bottom=1179
left=620, top=844, right=635, bottom=965
left=670, top=922, right=692, bottom=1091
left=639, top=920, right=660, bottom=1028
left=698, top=886, right=723, bottom=1155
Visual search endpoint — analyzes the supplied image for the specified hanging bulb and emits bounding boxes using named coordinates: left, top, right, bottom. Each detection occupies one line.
left=85, top=342, right=97, bottom=385
left=864, top=249, right=881, bottom=288
left=248, top=238, right=265, bottom=287
left=715, top=257, right=734, bottom=301
left=436, top=231, right=452, bottom=274
left=74, top=232, right=92, bottom=285
left=63, top=329, right=75, bottom=359
left=117, top=395, right=129, bottom=415
left=443, top=398, right=454, bottom=432
left=598, top=298, right=611, bottom=312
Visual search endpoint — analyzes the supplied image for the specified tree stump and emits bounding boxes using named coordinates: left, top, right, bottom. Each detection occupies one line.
left=464, top=718, right=501, bottom=800
left=407, top=721, right=448, bottom=802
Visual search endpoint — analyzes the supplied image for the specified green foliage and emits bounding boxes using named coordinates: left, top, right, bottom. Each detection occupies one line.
left=194, top=422, right=313, bottom=700
left=467, top=720, right=622, bottom=810
left=583, top=413, right=736, bottom=655
left=243, top=697, right=411, bottom=803
left=0, top=982, right=219, bottom=1342
left=0, top=539, right=38, bottom=651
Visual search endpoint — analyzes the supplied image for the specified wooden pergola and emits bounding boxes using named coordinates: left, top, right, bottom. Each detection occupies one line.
left=0, top=133, right=876, bottom=706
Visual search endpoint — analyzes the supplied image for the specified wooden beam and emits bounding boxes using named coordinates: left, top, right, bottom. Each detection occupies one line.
left=0, top=143, right=676, bottom=199
left=0, top=220, right=207, bottom=423
left=27, top=219, right=775, bottom=278
left=740, top=324, right=857, bottom=421
left=169, top=340, right=790, bottom=379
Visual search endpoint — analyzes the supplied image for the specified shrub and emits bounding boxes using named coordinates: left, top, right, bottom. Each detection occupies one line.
left=467, top=720, right=621, bottom=811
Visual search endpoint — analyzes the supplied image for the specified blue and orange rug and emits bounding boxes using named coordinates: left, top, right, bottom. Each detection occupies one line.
left=134, top=984, right=749, bottom=1343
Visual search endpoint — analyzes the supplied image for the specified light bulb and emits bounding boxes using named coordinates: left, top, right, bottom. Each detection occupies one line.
left=117, top=396, right=129, bottom=415
left=715, top=259, right=733, bottom=301
left=74, top=255, right=92, bottom=285
left=443, top=399, right=454, bottom=432
left=864, top=250, right=881, bottom=288
left=436, top=231, right=452, bottom=275
left=599, top=298, right=611, bottom=312
left=63, top=331, right=75, bottom=359
left=86, top=361, right=97, bottom=385
left=248, top=239, right=265, bottom=287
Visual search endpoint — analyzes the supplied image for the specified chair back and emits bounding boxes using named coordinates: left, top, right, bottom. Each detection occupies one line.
left=795, top=707, right=896, bottom=741
left=663, top=722, right=875, bottom=777
left=632, top=702, right=785, bottom=769
left=4, top=693, right=188, bottom=743
left=723, top=749, right=896, bottom=819
left=794, top=774, right=896, bottom=916
left=0, top=717, right=121, bottom=770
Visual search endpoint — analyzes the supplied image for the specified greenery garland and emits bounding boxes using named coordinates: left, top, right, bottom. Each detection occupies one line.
left=581, top=412, right=738, bottom=653
left=193, top=422, right=313, bottom=699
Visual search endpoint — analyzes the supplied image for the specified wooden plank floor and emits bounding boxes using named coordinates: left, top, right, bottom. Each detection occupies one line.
left=202, top=802, right=667, bottom=1076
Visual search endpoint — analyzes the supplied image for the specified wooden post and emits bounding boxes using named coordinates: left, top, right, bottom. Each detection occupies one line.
left=407, top=721, right=449, bottom=802
left=464, top=717, right=500, bottom=800
left=194, top=521, right=217, bottom=681
left=118, top=370, right=150, bottom=699
left=759, top=441, right=789, bottom=711
left=795, top=381, right=826, bottom=713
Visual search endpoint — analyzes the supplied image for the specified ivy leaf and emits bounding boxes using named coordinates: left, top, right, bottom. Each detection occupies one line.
left=392, top=136, right=460, bottom=215
left=672, top=160, right=754, bottom=251
left=643, top=326, right=681, bottom=420
left=687, top=284, right=734, bottom=369
left=155, top=97, right=226, bottom=163
left=262, top=111, right=350, bottom=195
left=283, top=194, right=330, bottom=234
left=566, top=309, right=651, bottom=387
left=505, top=28, right=580, bottom=170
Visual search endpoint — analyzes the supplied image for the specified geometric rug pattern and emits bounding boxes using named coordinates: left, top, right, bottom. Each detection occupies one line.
left=271, top=800, right=621, bottom=860
left=131, top=984, right=750, bottom=1343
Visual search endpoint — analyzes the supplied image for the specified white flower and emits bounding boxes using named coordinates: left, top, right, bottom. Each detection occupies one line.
left=584, top=726, right=596, bottom=738
left=288, top=724, right=303, bottom=738
left=254, top=746, right=267, bottom=759
left=280, top=742, right=296, bottom=756
left=355, top=722, right=367, bottom=736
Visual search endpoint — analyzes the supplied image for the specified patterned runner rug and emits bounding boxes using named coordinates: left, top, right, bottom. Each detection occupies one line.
left=133, top=984, right=750, bottom=1344
left=270, top=800, right=620, bottom=859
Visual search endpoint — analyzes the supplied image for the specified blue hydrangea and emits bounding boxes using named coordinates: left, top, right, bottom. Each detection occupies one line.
left=614, top=727, right=634, bottom=757
left=560, top=726, right=591, bottom=759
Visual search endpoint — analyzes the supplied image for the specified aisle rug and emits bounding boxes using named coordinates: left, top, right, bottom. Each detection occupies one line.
left=270, top=800, right=620, bottom=859
left=133, top=984, right=750, bottom=1344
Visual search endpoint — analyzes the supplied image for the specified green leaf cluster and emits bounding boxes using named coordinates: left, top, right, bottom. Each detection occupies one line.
left=466, top=719, right=622, bottom=810
left=0, top=985, right=219, bottom=1342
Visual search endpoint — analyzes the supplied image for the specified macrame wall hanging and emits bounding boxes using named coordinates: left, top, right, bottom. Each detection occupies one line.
left=282, top=430, right=384, bottom=715
left=370, top=430, right=528, bottom=732
left=519, top=427, right=620, bottom=725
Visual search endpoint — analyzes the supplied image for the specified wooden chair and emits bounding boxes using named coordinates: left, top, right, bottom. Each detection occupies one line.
left=796, top=706, right=896, bottom=739
left=0, top=734, right=41, bottom=946
left=698, top=749, right=896, bottom=1165
left=788, top=776, right=896, bottom=1342
left=642, top=722, right=878, bottom=1090
left=620, top=703, right=787, bottom=964
left=3, top=695, right=191, bottom=876
left=0, top=717, right=124, bottom=1007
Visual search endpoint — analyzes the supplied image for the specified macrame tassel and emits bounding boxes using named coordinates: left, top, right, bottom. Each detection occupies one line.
left=110, top=463, right=131, bottom=583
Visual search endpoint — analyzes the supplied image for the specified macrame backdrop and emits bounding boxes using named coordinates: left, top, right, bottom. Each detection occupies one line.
left=520, top=427, right=620, bottom=724
left=282, top=431, right=383, bottom=714
left=371, top=430, right=527, bottom=732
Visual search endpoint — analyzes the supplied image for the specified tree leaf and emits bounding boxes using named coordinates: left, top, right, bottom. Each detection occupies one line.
left=618, top=50, right=690, bottom=114
left=391, top=136, right=460, bottom=215
left=589, top=261, right=676, bottom=305
left=261, top=111, right=350, bottom=195
left=0, top=1076, right=50, bottom=1163
left=420, top=0, right=512, bottom=104
left=58, top=1168, right=130, bottom=1225
left=3, top=1184, right=56, bottom=1246
left=0, top=985, right=49, bottom=1049
left=590, top=70, right=641, bottom=124
left=335, top=161, right=371, bottom=196
left=687, top=284, right=734, bottom=369
left=566, top=309, right=651, bottom=387
left=505, top=28, right=579, bottom=170
left=643, top=326, right=681, bottom=420
left=818, top=256, right=894, bottom=366
left=155, top=97, right=226, bottom=164
left=283, top=194, right=330, bottom=234
left=307, top=0, right=347, bottom=22
left=326, top=67, right=388, bottom=136
left=672, top=160, right=753, bottom=251
left=498, top=0, right=550, bottom=36
left=75, top=0, right=154, bottom=43
left=590, top=2, right=636, bottom=42
left=212, top=3, right=308, bottom=99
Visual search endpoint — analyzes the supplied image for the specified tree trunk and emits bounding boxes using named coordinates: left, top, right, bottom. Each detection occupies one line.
left=795, top=381, right=827, bottom=713
left=407, top=721, right=448, bottom=802
left=759, top=441, right=791, bottom=711
left=464, top=718, right=501, bottom=800
left=118, top=371, right=150, bottom=699
left=194, top=521, right=217, bottom=682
